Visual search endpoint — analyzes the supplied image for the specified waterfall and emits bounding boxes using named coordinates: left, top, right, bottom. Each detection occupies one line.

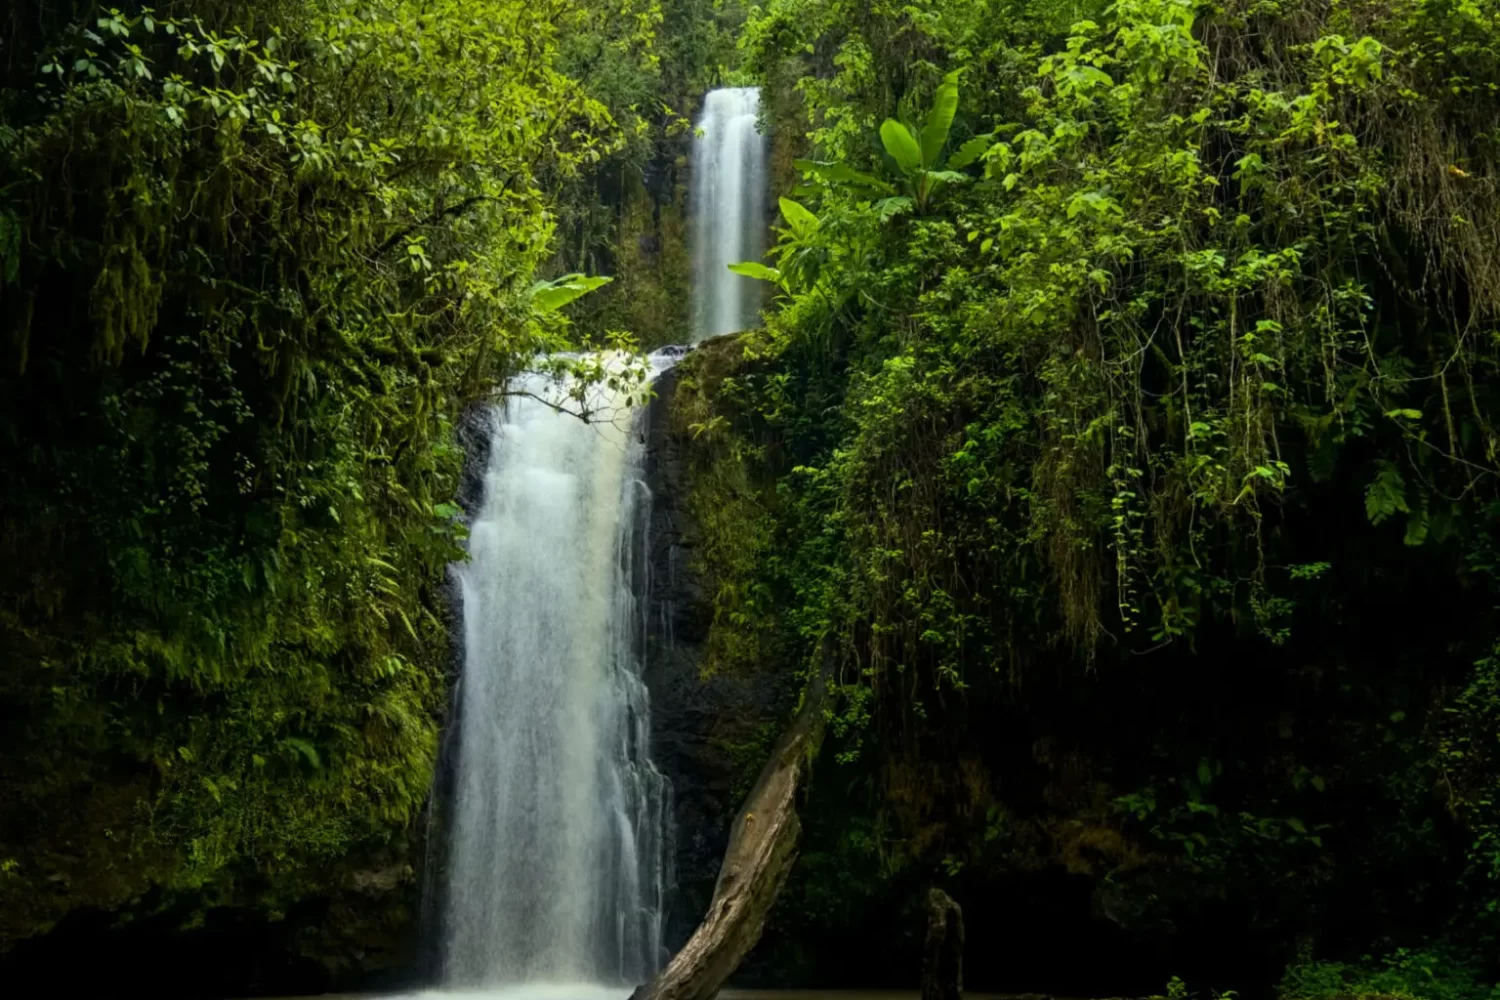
left=442, top=355, right=675, bottom=988
left=691, top=87, right=768, bottom=340
left=432, top=82, right=770, bottom=998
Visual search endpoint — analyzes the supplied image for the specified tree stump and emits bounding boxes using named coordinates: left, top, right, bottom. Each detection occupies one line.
left=922, top=887, right=964, bottom=1000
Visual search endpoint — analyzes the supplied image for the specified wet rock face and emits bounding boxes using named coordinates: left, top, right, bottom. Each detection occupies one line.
left=639, top=364, right=786, bottom=954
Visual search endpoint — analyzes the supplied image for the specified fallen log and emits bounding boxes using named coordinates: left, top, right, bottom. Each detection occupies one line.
left=630, top=669, right=830, bottom=1000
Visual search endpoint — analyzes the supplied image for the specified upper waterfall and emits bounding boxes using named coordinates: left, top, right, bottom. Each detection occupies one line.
left=691, top=87, right=769, bottom=341
left=442, top=356, right=674, bottom=987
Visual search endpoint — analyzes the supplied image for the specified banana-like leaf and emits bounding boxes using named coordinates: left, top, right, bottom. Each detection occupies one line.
left=874, top=196, right=915, bottom=221
left=879, top=119, right=922, bottom=175
left=794, top=158, right=895, bottom=193
left=779, top=197, right=820, bottom=236
left=920, top=70, right=961, bottom=170
left=530, top=273, right=613, bottom=312
left=946, top=133, right=994, bottom=171
left=728, top=261, right=783, bottom=283
left=925, top=170, right=974, bottom=185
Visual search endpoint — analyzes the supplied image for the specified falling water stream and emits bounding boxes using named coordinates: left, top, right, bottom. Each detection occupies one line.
left=436, top=85, right=767, bottom=998
left=692, top=87, right=769, bottom=340
left=443, top=358, right=673, bottom=989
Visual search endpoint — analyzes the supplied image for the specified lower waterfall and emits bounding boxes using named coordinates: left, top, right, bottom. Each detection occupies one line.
left=441, top=355, right=675, bottom=988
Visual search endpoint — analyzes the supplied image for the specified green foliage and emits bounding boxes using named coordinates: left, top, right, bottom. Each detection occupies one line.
left=864, top=71, right=987, bottom=211
left=728, top=260, right=784, bottom=284
left=531, top=274, right=617, bottom=313
left=0, top=0, right=643, bottom=956
left=879, top=118, right=923, bottom=173
left=686, top=0, right=1500, bottom=986
left=1282, top=949, right=1500, bottom=1000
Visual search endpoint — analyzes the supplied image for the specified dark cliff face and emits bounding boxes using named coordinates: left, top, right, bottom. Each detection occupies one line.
left=413, top=400, right=498, bottom=981
left=639, top=363, right=788, bottom=955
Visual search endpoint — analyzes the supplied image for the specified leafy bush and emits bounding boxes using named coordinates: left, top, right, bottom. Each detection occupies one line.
left=1282, top=950, right=1500, bottom=1000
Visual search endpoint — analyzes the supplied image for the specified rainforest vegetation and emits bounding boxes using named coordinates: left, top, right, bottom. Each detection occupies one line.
left=6, top=0, right=1500, bottom=997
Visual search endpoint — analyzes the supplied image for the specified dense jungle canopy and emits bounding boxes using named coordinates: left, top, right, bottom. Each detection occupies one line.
left=6, top=0, right=1500, bottom=998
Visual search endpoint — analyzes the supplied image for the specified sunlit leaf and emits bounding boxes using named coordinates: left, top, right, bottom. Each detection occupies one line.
left=920, top=70, right=961, bottom=170
left=728, top=261, right=782, bottom=283
left=879, top=119, right=922, bottom=174
left=531, top=273, right=613, bottom=312
left=779, top=197, right=819, bottom=236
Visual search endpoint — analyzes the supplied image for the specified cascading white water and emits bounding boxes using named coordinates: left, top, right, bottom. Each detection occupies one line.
left=443, top=356, right=674, bottom=988
left=434, top=82, right=770, bottom=998
left=691, top=87, right=769, bottom=340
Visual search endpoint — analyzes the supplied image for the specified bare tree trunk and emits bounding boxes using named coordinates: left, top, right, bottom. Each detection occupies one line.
left=630, top=670, right=830, bottom=1000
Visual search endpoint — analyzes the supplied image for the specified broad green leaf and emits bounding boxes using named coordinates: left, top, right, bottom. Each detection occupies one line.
left=925, top=170, right=973, bottom=185
left=873, top=196, right=915, bottom=221
left=728, top=261, right=782, bottom=282
left=879, top=119, right=922, bottom=174
left=920, top=71, right=961, bottom=169
left=946, top=134, right=993, bottom=171
left=779, top=197, right=819, bottom=236
left=531, top=273, right=613, bottom=312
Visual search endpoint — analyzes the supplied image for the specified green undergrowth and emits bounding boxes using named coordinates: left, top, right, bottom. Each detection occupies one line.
left=669, top=0, right=1500, bottom=990
left=1281, top=950, right=1500, bottom=1000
